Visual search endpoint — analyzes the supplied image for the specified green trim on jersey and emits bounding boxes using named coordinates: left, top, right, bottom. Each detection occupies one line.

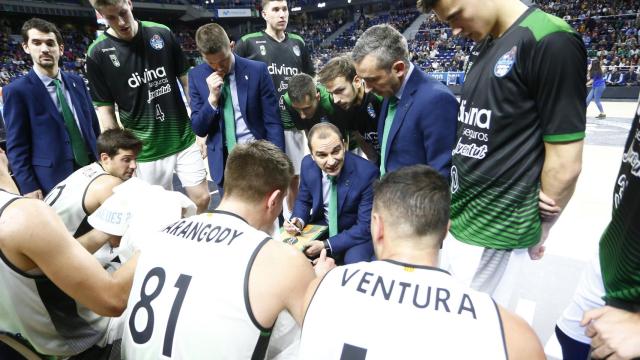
left=240, top=32, right=263, bottom=41
left=87, top=33, right=108, bottom=57
left=600, top=210, right=640, bottom=303
left=141, top=21, right=171, bottom=30
left=92, top=101, right=114, bottom=106
left=519, top=8, right=575, bottom=41
left=288, top=33, right=305, bottom=44
left=317, top=85, right=335, bottom=116
left=543, top=131, right=585, bottom=143
left=450, top=161, right=542, bottom=249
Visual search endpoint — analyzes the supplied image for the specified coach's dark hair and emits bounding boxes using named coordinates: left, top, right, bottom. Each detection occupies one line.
left=195, top=23, right=231, bottom=55
left=97, top=129, right=143, bottom=158
left=21, top=18, right=63, bottom=46
left=351, top=24, right=409, bottom=70
left=224, top=140, right=293, bottom=203
left=307, top=122, right=345, bottom=152
left=416, top=0, right=439, bottom=13
left=374, top=165, right=450, bottom=239
left=287, top=73, right=317, bottom=104
left=318, top=55, right=357, bottom=85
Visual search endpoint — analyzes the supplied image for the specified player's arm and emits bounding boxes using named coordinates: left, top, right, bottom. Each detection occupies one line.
left=259, top=63, right=285, bottom=152
left=582, top=306, right=640, bottom=359
left=0, top=149, right=18, bottom=194
left=5, top=199, right=137, bottom=316
left=75, top=175, right=124, bottom=252
left=95, top=105, right=119, bottom=131
left=498, top=305, right=545, bottom=359
left=179, top=73, right=189, bottom=103
left=540, top=140, right=583, bottom=212
left=75, top=229, right=120, bottom=254
left=86, top=55, right=119, bottom=131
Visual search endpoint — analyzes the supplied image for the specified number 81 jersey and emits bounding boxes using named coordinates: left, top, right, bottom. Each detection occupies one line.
left=121, top=211, right=273, bottom=359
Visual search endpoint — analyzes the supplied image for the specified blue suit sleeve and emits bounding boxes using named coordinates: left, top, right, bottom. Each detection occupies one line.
left=3, top=86, right=39, bottom=193
left=259, top=63, right=285, bottom=152
left=189, top=68, right=220, bottom=137
left=328, top=165, right=378, bottom=254
left=423, top=90, right=458, bottom=179
left=292, top=158, right=314, bottom=225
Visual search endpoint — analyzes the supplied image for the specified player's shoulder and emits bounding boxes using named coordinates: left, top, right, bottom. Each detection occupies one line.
left=286, top=32, right=306, bottom=46
left=239, top=31, right=264, bottom=43
left=87, top=32, right=111, bottom=58
left=140, top=21, right=172, bottom=32
left=517, top=8, right=576, bottom=43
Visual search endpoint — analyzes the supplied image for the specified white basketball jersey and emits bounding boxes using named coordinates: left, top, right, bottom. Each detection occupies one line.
left=122, top=210, right=274, bottom=360
left=0, top=190, right=110, bottom=356
left=44, top=162, right=107, bottom=237
left=299, top=260, right=507, bottom=360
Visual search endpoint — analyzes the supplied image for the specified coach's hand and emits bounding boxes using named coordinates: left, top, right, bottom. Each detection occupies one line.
left=305, top=240, right=324, bottom=257
left=312, top=249, right=335, bottom=278
left=206, top=72, right=225, bottom=108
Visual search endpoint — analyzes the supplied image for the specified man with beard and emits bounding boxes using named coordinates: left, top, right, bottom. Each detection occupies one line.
left=3, top=18, right=100, bottom=198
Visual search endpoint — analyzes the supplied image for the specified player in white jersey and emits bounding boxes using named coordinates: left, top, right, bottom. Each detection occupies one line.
left=0, top=148, right=138, bottom=358
left=299, top=165, right=544, bottom=359
left=121, top=140, right=334, bottom=359
left=44, top=129, right=142, bottom=266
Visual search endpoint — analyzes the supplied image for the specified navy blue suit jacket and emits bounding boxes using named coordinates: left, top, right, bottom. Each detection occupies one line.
left=379, top=65, right=458, bottom=178
left=3, top=69, right=99, bottom=195
left=292, top=152, right=379, bottom=255
left=189, top=54, right=285, bottom=187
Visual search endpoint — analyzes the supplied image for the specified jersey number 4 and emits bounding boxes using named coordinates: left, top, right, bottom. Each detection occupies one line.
left=129, top=267, right=192, bottom=357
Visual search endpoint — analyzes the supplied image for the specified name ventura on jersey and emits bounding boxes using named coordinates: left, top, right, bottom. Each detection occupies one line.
left=338, top=267, right=479, bottom=319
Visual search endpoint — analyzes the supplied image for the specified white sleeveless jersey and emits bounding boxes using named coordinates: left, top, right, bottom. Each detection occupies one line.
left=122, top=210, right=274, bottom=360
left=0, top=190, right=110, bottom=356
left=299, top=260, right=507, bottom=360
left=44, top=162, right=107, bottom=237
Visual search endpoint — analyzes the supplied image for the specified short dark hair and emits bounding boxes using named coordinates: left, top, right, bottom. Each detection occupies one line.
left=318, top=55, right=357, bottom=85
left=224, top=140, right=293, bottom=203
left=287, top=73, right=317, bottom=104
left=21, top=18, right=63, bottom=46
left=374, top=165, right=450, bottom=239
left=351, top=24, right=409, bottom=69
left=307, top=122, right=344, bottom=152
left=96, top=129, right=143, bottom=158
left=416, top=0, right=439, bottom=13
left=195, top=23, right=231, bottom=55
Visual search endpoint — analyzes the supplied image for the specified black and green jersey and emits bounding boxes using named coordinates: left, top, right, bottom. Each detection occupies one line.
left=600, top=109, right=640, bottom=309
left=86, top=21, right=194, bottom=162
left=283, top=84, right=349, bottom=133
left=351, top=91, right=382, bottom=156
left=450, top=7, right=587, bottom=250
left=235, top=31, right=315, bottom=130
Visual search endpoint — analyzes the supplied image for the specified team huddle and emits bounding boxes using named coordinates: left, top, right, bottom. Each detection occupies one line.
left=0, top=0, right=639, bottom=358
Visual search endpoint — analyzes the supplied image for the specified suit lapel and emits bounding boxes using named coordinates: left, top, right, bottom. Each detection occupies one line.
left=386, top=70, right=418, bottom=156
left=28, top=70, right=64, bottom=127
left=337, top=154, right=354, bottom=214
left=311, top=163, right=324, bottom=221
left=234, top=56, right=249, bottom=126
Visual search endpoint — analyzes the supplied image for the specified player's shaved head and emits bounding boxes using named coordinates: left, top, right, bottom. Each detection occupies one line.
left=224, top=140, right=293, bottom=203
left=287, top=73, right=317, bottom=104
left=374, top=165, right=450, bottom=241
left=307, top=123, right=344, bottom=152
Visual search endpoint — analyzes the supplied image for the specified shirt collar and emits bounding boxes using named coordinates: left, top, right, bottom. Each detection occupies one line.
left=394, top=62, right=414, bottom=100
left=34, top=67, right=61, bottom=87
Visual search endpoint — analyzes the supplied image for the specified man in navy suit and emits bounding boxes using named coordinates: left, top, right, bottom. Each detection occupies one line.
left=284, top=122, right=378, bottom=264
left=3, top=18, right=99, bottom=198
left=351, top=24, right=457, bottom=179
left=189, top=23, right=284, bottom=194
